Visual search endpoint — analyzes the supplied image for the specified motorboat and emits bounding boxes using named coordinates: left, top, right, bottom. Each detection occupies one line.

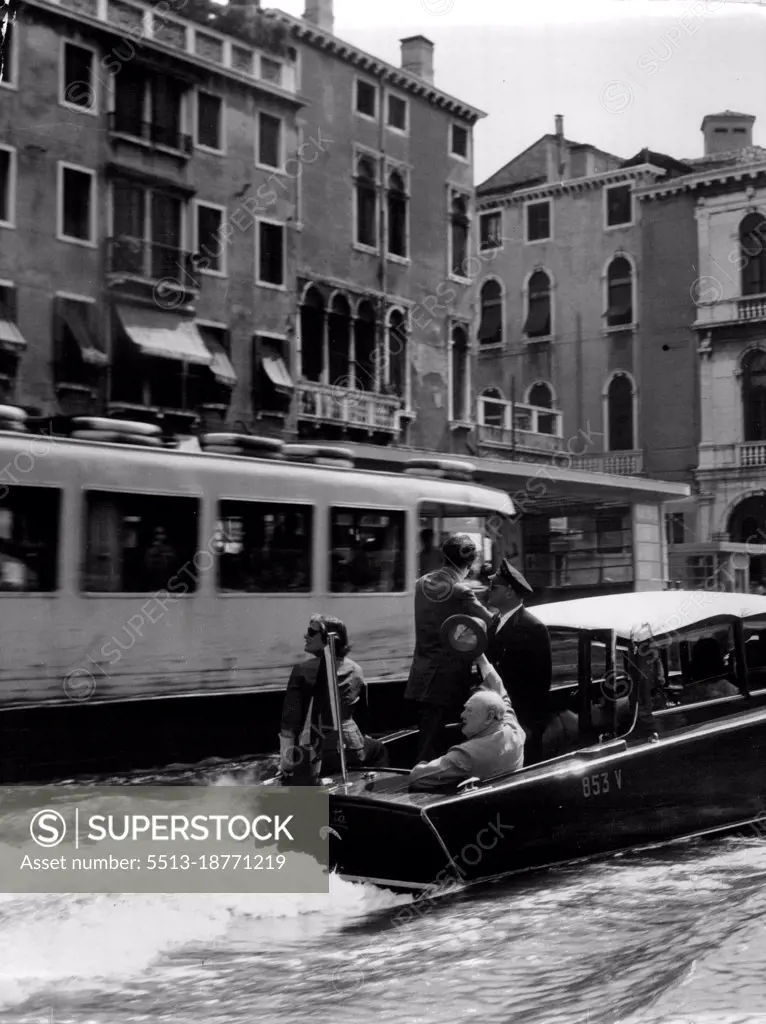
left=318, top=590, right=766, bottom=893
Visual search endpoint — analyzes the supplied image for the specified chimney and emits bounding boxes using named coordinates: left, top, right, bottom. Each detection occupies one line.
left=303, top=0, right=334, bottom=34
left=701, top=110, right=755, bottom=156
left=554, top=114, right=564, bottom=138
left=554, top=114, right=566, bottom=178
left=400, top=35, right=434, bottom=83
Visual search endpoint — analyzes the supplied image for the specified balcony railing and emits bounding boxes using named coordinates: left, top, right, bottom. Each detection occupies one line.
left=107, top=236, right=200, bottom=291
left=738, top=295, right=766, bottom=321
left=478, top=400, right=564, bottom=453
left=297, top=381, right=402, bottom=433
left=698, top=441, right=766, bottom=471
left=49, top=0, right=298, bottom=94
left=569, top=450, right=644, bottom=475
left=694, top=290, right=766, bottom=328
left=108, top=112, right=192, bottom=155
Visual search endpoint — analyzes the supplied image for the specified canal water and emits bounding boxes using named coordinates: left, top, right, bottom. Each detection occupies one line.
left=1, top=755, right=765, bottom=1024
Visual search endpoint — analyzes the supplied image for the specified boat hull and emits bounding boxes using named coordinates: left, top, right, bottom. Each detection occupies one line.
left=328, top=704, right=766, bottom=891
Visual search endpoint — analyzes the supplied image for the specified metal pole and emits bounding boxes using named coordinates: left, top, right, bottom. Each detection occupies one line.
left=323, top=631, right=349, bottom=786
left=510, top=374, right=517, bottom=459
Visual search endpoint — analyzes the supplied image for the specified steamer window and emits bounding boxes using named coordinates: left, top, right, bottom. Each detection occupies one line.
left=83, top=492, right=199, bottom=593
left=0, top=486, right=60, bottom=592
left=215, top=501, right=312, bottom=593
left=330, top=508, right=406, bottom=593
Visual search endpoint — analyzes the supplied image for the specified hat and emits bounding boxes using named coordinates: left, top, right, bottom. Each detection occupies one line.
left=487, top=558, right=533, bottom=595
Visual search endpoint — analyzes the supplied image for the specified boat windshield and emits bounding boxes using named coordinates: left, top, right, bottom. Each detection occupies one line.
left=417, top=503, right=519, bottom=577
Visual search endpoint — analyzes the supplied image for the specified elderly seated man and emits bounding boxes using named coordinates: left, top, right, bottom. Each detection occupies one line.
left=409, top=656, right=525, bottom=790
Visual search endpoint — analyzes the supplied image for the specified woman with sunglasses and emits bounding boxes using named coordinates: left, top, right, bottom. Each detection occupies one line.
left=278, top=614, right=388, bottom=784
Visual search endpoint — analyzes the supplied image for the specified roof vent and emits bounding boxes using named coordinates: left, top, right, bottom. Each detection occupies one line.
left=403, top=457, right=476, bottom=482
left=199, top=433, right=285, bottom=458
left=70, top=417, right=163, bottom=447
left=0, top=405, right=29, bottom=434
left=283, top=444, right=355, bottom=468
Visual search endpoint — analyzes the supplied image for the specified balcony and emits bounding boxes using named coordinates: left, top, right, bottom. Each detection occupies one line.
left=569, top=450, right=644, bottom=475
left=108, top=113, right=192, bottom=157
left=297, top=381, right=403, bottom=434
left=49, top=0, right=298, bottom=94
left=698, top=440, right=766, bottom=472
left=106, top=236, right=200, bottom=295
left=478, top=401, right=564, bottom=455
left=693, top=290, right=766, bottom=329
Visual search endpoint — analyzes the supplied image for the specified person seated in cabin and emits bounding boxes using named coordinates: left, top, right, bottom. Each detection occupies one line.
left=142, top=525, right=177, bottom=590
left=278, top=614, right=388, bottom=784
left=680, top=636, right=740, bottom=704
left=408, top=657, right=525, bottom=790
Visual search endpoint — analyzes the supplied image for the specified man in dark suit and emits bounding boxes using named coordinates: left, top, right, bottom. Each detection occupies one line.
left=485, top=559, right=553, bottom=765
left=405, top=533, right=496, bottom=762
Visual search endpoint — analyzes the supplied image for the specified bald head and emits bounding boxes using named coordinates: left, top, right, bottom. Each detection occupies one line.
left=461, top=689, right=507, bottom=738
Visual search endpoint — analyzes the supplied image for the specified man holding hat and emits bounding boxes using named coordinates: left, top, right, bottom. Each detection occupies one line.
left=485, top=558, right=552, bottom=764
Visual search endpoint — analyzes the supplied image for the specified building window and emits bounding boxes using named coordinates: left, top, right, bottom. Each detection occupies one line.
left=257, top=220, right=285, bottom=286
left=0, top=18, right=16, bottom=87
left=451, top=123, right=468, bottom=159
left=110, top=181, right=186, bottom=282
left=527, top=382, right=556, bottom=435
left=478, top=280, right=503, bottom=346
left=526, top=200, right=551, bottom=242
left=743, top=349, right=766, bottom=441
left=387, top=170, right=408, bottom=258
left=666, top=512, right=686, bottom=546
left=260, top=56, right=282, bottom=86
left=387, top=308, right=406, bottom=398
left=524, top=270, right=552, bottom=339
left=62, top=42, right=96, bottom=112
left=0, top=283, right=20, bottom=402
left=195, top=90, right=223, bottom=151
left=53, top=295, right=105, bottom=387
left=194, top=202, right=226, bottom=275
left=355, top=156, right=377, bottom=249
left=479, top=211, right=502, bottom=251
left=450, top=193, right=470, bottom=277
left=605, top=256, right=634, bottom=327
left=606, top=372, right=635, bottom=451
left=58, top=164, right=95, bottom=244
left=257, top=111, right=282, bottom=169
left=112, top=68, right=189, bottom=152
left=0, top=145, right=15, bottom=227
left=739, top=213, right=766, bottom=296
left=83, top=492, right=199, bottom=593
left=354, top=299, right=376, bottom=391
left=300, top=286, right=324, bottom=383
left=152, top=75, right=184, bottom=149
left=355, top=79, right=377, bottom=118
left=330, top=508, right=405, bottom=593
left=450, top=324, right=469, bottom=421
left=217, top=501, right=312, bottom=593
left=605, top=184, right=632, bottom=227
left=0, top=486, right=60, bottom=592
left=328, top=293, right=351, bottom=389
left=387, top=94, right=407, bottom=132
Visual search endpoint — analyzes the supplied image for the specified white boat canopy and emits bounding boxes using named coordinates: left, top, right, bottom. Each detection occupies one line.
left=533, top=590, right=766, bottom=641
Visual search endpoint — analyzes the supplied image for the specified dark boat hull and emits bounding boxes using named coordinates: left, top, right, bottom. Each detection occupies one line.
left=328, top=701, right=766, bottom=892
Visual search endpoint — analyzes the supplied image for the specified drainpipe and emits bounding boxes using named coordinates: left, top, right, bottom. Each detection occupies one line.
left=376, top=67, right=388, bottom=414
left=510, top=374, right=517, bottom=459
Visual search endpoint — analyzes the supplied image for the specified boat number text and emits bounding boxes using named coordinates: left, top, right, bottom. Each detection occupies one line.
left=582, top=770, right=622, bottom=798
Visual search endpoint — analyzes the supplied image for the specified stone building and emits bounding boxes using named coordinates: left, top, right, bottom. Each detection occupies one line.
left=638, top=111, right=766, bottom=592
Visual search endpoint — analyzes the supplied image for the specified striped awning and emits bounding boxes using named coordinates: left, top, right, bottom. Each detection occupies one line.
left=116, top=305, right=212, bottom=365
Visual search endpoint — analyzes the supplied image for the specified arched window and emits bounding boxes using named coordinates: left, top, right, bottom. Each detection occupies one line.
left=528, top=381, right=555, bottom=435
left=524, top=270, right=551, bottom=339
left=606, top=257, right=633, bottom=327
left=606, top=372, right=635, bottom=451
left=450, top=325, right=469, bottom=421
left=479, top=386, right=506, bottom=428
left=355, top=157, right=377, bottom=248
left=354, top=300, right=376, bottom=391
left=728, top=495, right=766, bottom=544
left=300, top=286, right=324, bottom=382
left=743, top=349, right=766, bottom=441
left=387, top=171, right=408, bottom=258
left=478, top=280, right=503, bottom=345
left=387, top=309, right=406, bottom=397
left=328, top=294, right=351, bottom=388
left=740, top=213, right=766, bottom=296
left=450, top=193, right=470, bottom=277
